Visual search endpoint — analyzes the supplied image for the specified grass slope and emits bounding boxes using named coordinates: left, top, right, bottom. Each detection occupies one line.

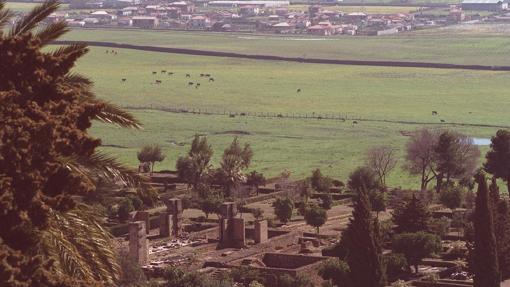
left=63, top=27, right=510, bottom=66
left=69, top=47, right=508, bottom=187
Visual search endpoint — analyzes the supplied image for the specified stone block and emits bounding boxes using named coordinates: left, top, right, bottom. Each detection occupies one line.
left=129, top=221, right=148, bottom=265
left=232, top=217, right=246, bottom=248
left=133, top=211, right=150, bottom=234
left=159, top=212, right=172, bottom=237
left=254, top=220, right=268, bottom=244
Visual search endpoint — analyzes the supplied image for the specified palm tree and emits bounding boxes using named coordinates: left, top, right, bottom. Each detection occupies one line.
left=1, top=0, right=152, bottom=284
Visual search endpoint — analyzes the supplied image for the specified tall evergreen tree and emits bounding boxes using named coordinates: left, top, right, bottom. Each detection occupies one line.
left=392, top=194, right=430, bottom=234
left=473, top=172, right=500, bottom=287
left=343, top=188, right=386, bottom=287
left=489, top=177, right=510, bottom=280
left=485, top=129, right=510, bottom=194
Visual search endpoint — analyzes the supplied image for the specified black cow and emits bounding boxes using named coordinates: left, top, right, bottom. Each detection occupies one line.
left=188, top=82, right=194, bottom=86
left=186, top=74, right=191, bottom=78
left=121, top=78, right=126, bottom=82
left=297, top=89, right=301, bottom=93
left=152, top=71, right=157, bottom=75
left=432, top=111, right=438, bottom=115
left=209, top=77, right=214, bottom=82
left=155, top=80, right=162, bottom=84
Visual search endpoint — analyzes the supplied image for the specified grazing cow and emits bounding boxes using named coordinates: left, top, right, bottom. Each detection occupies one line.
left=195, top=83, right=200, bottom=88
left=155, top=80, right=162, bottom=84
left=152, top=71, right=157, bottom=75
left=114, top=52, right=117, bottom=55
left=105, top=50, right=109, bottom=54
left=440, top=119, right=445, bottom=123
left=200, top=73, right=205, bottom=77
left=297, top=89, right=301, bottom=93
left=122, top=78, right=126, bottom=82
left=353, top=121, right=358, bottom=125
left=168, top=72, right=174, bottom=75
left=432, top=111, right=438, bottom=116
left=188, top=82, right=194, bottom=86
left=161, top=70, right=166, bottom=73
left=205, top=74, right=211, bottom=77
left=209, top=77, right=214, bottom=82
left=186, top=74, right=191, bottom=78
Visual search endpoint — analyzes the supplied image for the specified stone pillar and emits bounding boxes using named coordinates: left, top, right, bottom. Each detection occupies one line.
left=254, top=220, right=268, bottom=244
left=164, top=198, right=183, bottom=237
left=129, top=221, right=148, bottom=265
left=219, top=202, right=238, bottom=247
left=159, top=212, right=173, bottom=237
left=232, top=217, right=246, bottom=248
left=133, top=211, right=150, bottom=234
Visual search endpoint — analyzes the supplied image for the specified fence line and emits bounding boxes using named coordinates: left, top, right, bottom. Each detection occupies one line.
left=122, top=104, right=510, bottom=129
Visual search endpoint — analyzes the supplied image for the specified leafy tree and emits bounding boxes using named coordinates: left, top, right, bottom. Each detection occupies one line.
left=200, top=193, right=223, bottom=219
left=273, top=197, right=294, bottom=224
left=366, top=146, right=398, bottom=186
left=278, top=274, right=312, bottom=287
left=383, top=253, right=408, bottom=280
left=404, top=128, right=440, bottom=191
left=118, top=198, right=134, bottom=221
left=137, top=144, right=166, bottom=174
left=392, top=232, right=441, bottom=274
left=392, top=194, right=430, bottom=234
left=0, top=1, right=147, bottom=284
left=304, top=205, right=328, bottom=234
left=485, top=129, right=510, bottom=194
left=176, top=135, right=213, bottom=190
left=320, top=193, right=333, bottom=210
left=427, top=217, right=451, bottom=238
left=161, top=266, right=204, bottom=287
left=246, top=171, right=266, bottom=196
left=348, top=166, right=381, bottom=193
left=298, top=179, right=313, bottom=204
left=370, top=192, right=386, bottom=218
left=342, top=188, right=386, bottom=287
left=318, top=259, right=352, bottom=287
left=231, top=266, right=264, bottom=286
left=439, top=186, right=464, bottom=209
left=218, top=138, right=253, bottom=197
left=433, top=131, right=480, bottom=193
left=473, top=172, right=500, bottom=287
left=311, top=168, right=332, bottom=192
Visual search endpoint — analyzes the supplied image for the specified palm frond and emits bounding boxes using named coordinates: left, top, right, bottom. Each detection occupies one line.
left=93, top=100, right=143, bottom=129
left=0, top=2, right=13, bottom=31
left=52, top=42, right=88, bottom=58
left=62, top=151, right=148, bottom=188
left=64, top=73, right=93, bottom=87
left=35, top=20, right=69, bottom=46
left=41, top=204, right=120, bottom=284
left=10, top=0, right=60, bottom=36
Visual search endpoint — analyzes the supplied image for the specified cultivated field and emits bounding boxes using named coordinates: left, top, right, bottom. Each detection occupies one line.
left=63, top=27, right=510, bottom=66
left=70, top=47, right=509, bottom=187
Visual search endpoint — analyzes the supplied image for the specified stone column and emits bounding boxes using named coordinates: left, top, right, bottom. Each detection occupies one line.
left=254, top=220, right=268, bottom=244
left=232, top=217, right=246, bottom=248
left=129, top=221, right=148, bottom=265
left=159, top=212, right=173, bottom=237
left=133, top=211, right=150, bottom=234
left=164, top=198, right=183, bottom=237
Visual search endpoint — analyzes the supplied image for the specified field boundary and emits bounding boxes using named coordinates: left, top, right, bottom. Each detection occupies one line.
left=122, top=104, right=510, bottom=129
left=53, top=40, right=510, bottom=71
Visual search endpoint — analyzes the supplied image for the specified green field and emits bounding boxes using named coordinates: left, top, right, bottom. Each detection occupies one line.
left=63, top=27, right=510, bottom=66
left=69, top=46, right=509, bottom=188
left=5, top=1, right=69, bottom=12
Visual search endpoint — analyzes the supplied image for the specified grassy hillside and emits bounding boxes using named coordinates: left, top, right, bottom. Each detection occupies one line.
left=63, top=27, right=510, bottom=66
left=68, top=47, right=509, bottom=187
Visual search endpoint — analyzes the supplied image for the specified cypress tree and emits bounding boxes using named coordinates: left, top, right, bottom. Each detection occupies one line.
left=343, top=188, right=386, bottom=287
left=489, top=177, right=510, bottom=280
left=473, top=172, right=500, bottom=287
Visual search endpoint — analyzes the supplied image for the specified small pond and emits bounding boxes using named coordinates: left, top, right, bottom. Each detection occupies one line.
left=472, top=138, right=491, bottom=146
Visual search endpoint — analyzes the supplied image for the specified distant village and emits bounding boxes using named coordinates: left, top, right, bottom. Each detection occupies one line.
left=34, top=0, right=510, bottom=36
